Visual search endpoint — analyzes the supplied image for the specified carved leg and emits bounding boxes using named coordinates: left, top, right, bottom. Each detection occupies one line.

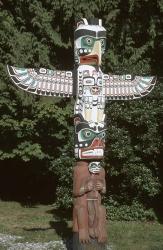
left=97, top=205, right=107, bottom=243
left=94, top=201, right=100, bottom=238
left=88, top=200, right=97, bottom=238
left=76, top=205, right=90, bottom=243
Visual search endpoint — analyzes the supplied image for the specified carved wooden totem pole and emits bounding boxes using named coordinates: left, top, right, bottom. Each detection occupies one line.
left=7, top=18, right=156, bottom=249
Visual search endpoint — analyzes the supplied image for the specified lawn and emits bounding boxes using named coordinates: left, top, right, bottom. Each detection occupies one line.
left=0, top=201, right=162, bottom=250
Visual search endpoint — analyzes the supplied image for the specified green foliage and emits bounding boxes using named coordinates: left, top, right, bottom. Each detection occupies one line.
left=105, top=201, right=157, bottom=221
left=0, top=0, right=163, bottom=220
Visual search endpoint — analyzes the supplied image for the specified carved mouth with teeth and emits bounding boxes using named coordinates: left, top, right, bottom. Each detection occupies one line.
left=80, top=148, right=104, bottom=159
left=80, top=55, right=99, bottom=65
left=79, top=138, right=105, bottom=159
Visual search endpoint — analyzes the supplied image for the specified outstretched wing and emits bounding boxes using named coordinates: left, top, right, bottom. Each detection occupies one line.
left=7, top=65, right=73, bottom=97
left=103, top=74, right=156, bottom=100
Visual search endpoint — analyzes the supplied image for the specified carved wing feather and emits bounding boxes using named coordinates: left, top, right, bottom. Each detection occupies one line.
left=103, top=74, right=156, bottom=100
left=7, top=65, right=73, bottom=97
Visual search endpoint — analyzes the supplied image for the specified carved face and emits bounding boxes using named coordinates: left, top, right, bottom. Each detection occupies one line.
left=88, top=162, right=101, bottom=173
left=74, top=114, right=106, bottom=159
left=74, top=18, right=106, bottom=66
left=83, top=75, right=103, bottom=96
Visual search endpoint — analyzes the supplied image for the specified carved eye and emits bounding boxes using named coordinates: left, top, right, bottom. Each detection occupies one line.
left=86, top=37, right=93, bottom=45
left=84, top=130, right=92, bottom=137
left=83, top=37, right=94, bottom=46
left=100, top=39, right=105, bottom=48
left=79, top=129, right=95, bottom=142
left=97, top=78, right=102, bottom=86
left=102, top=132, right=105, bottom=137
left=81, top=37, right=94, bottom=48
left=100, top=131, right=105, bottom=138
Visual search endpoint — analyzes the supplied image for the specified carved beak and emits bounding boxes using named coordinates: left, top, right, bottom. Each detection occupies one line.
left=89, top=40, right=101, bottom=65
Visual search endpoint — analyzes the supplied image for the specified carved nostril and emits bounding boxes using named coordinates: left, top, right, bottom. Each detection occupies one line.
left=78, top=48, right=90, bottom=56
left=79, top=49, right=83, bottom=54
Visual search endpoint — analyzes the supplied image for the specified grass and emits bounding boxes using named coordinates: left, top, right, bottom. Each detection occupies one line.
left=0, top=201, right=163, bottom=250
left=0, top=201, right=68, bottom=243
left=109, top=221, right=163, bottom=250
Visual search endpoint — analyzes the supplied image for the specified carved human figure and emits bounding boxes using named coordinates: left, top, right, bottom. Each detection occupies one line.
left=73, top=161, right=107, bottom=243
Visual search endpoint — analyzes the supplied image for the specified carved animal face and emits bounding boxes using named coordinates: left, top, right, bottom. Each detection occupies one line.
left=74, top=18, right=106, bottom=66
left=74, top=114, right=106, bottom=159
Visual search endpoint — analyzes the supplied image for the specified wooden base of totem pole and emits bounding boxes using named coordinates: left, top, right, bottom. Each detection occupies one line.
left=73, top=161, right=107, bottom=250
left=73, top=233, right=107, bottom=250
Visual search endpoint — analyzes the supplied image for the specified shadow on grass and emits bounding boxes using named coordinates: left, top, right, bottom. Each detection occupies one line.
left=46, top=207, right=72, bottom=221
left=23, top=227, right=51, bottom=231
left=48, top=208, right=73, bottom=249
left=49, top=221, right=72, bottom=239
left=23, top=223, right=72, bottom=250
left=23, top=208, right=73, bottom=249
left=47, top=208, right=72, bottom=238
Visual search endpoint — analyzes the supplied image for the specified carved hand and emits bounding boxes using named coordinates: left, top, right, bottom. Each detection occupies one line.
left=85, top=180, right=94, bottom=192
left=96, top=181, right=104, bottom=191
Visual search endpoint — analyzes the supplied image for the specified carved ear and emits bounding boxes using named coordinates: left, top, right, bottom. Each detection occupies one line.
left=74, top=117, right=81, bottom=125
left=76, top=18, right=88, bottom=27
left=99, top=19, right=102, bottom=26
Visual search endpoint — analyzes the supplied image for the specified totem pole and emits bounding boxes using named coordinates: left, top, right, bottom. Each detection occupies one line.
left=7, top=18, right=156, bottom=250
